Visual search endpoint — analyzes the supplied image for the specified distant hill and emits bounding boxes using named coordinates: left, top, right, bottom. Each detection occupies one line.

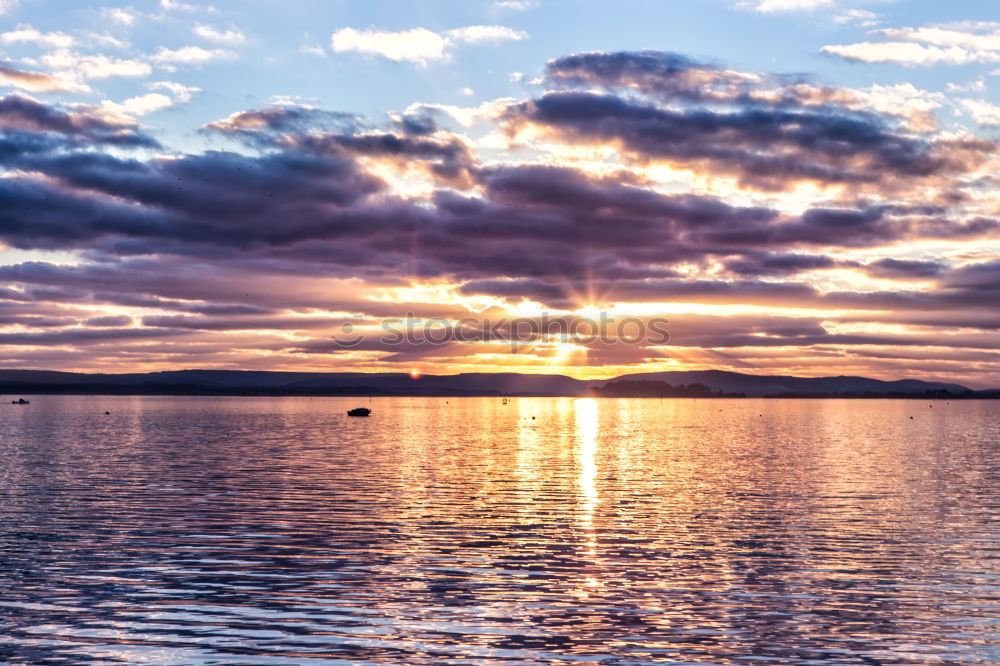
left=612, top=370, right=972, bottom=397
left=592, top=380, right=739, bottom=398
left=0, top=368, right=989, bottom=397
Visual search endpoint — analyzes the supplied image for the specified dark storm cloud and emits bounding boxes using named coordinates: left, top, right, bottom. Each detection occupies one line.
left=841, top=312, right=1000, bottom=330
left=725, top=252, right=844, bottom=277
left=545, top=50, right=758, bottom=103
left=0, top=152, right=772, bottom=278
left=139, top=314, right=340, bottom=331
left=202, top=106, right=361, bottom=145
left=0, top=327, right=189, bottom=346
left=184, top=303, right=277, bottom=316
left=451, top=261, right=1000, bottom=313
left=532, top=51, right=996, bottom=193
left=696, top=207, right=897, bottom=247
left=849, top=348, right=1000, bottom=364
left=544, top=50, right=903, bottom=114
left=455, top=278, right=570, bottom=303
left=0, top=148, right=384, bottom=250
left=0, top=315, right=73, bottom=328
left=0, top=260, right=315, bottom=310
left=0, top=94, right=159, bottom=149
left=864, top=258, right=946, bottom=279
left=0, top=140, right=990, bottom=301
left=295, top=132, right=476, bottom=186
left=938, top=260, right=1000, bottom=293
left=83, top=315, right=133, bottom=327
left=457, top=277, right=820, bottom=309
left=477, top=165, right=774, bottom=225
left=506, top=92, right=967, bottom=189
left=695, top=207, right=997, bottom=249
left=393, top=107, right=441, bottom=136
left=0, top=176, right=175, bottom=250
left=0, top=90, right=989, bottom=287
left=205, top=105, right=474, bottom=185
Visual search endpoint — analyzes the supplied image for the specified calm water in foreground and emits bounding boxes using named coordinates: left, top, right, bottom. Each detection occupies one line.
left=0, top=396, right=998, bottom=664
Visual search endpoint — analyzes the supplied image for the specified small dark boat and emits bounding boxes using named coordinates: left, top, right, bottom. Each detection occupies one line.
left=347, top=407, right=371, bottom=417
left=12, top=398, right=29, bottom=405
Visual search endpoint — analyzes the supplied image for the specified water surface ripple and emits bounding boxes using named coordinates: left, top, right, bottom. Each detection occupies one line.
left=1, top=396, right=998, bottom=664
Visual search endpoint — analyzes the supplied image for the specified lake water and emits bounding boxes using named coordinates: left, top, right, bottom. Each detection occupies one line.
left=0, top=396, right=998, bottom=664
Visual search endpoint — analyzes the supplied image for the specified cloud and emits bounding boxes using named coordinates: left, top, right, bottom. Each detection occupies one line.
left=544, top=50, right=755, bottom=103
left=0, top=26, right=75, bottom=49
left=100, top=7, right=136, bottom=25
left=0, top=93, right=159, bottom=148
left=725, top=253, right=843, bottom=277
left=2, top=50, right=999, bottom=383
left=847, top=83, right=944, bottom=132
left=101, top=92, right=174, bottom=118
left=492, top=0, right=537, bottom=10
left=882, top=22, right=1000, bottom=51
left=330, top=27, right=448, bottom=64
left=150, top=45, right=237, bottom=65
left=543, top=50, right=941, bottom=133
left=40, top=49, right=152, bottom=79
left=863, top=258, right=945, bottom=279
left=2, top=55, right=991, bottom=270
left=531, top=51, right=993, bottom=189
left=746, top=0, right=837, bottom=13
left=149, top=80, right=200, bottom=102
left=959, top=98, right=1000, bottom=126
left=946, top=79, right=986, bottom=93
left=506, top=91, right=959, bottom=189
left=0, top=0, right=18, bottom=15
left=330, top=25, right=527, bottom=65
left=3, top=26, right=149, bottom=84
left=301, top=43, right=325, bottom=57
left=84, top=315, right=133, bottom=327
left=823, top=22, right=1000, bottom=65
left=193, top=24, right=246, bottom=44
left=86, top=32, right=130, bottom=49
left=832, top=9, right=878, bottom=26
left=444, top=25, right=528, bottom=44
left=159, top=0, right=215, bottom=12
left=202, top=105, right=361, bottom=140
left=822, top=41, right=997, bottom=66
left=0, top=62, right=89, bottom=93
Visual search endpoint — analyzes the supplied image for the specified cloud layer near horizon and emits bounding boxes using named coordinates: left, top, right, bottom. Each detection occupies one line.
left=2, top=49, right=1000, bottom=385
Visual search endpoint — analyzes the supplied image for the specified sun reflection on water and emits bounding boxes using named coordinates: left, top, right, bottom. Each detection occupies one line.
left=574, top=398, right=601, bottom=593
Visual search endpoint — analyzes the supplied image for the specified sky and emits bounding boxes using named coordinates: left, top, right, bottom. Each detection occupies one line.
left=1, top=0, right=999, bottom=386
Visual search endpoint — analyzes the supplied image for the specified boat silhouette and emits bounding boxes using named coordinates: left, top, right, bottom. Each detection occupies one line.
left=347, top=407, right=371, bottom=417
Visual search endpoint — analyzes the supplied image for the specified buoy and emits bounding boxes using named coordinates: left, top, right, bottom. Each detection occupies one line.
left=105, top=411, right=110, bottom=415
